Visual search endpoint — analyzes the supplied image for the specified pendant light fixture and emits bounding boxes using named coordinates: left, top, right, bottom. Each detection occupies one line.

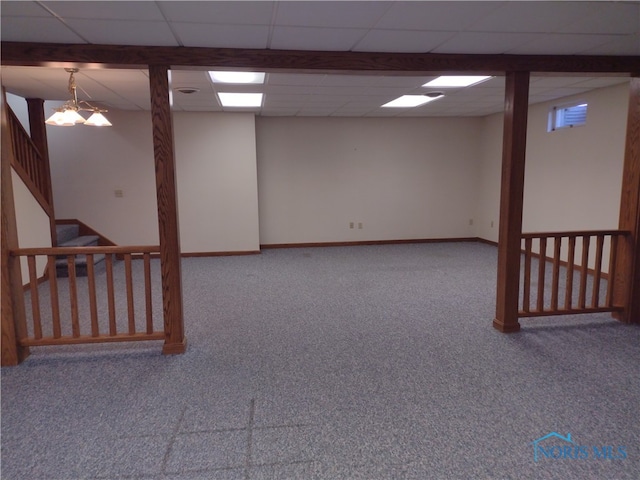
left=45, top=68, right=112, bottom=127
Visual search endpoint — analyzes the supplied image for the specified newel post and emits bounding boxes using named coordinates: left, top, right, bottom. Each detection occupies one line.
left=1, top=90, right=30, bottom=365
left=613, top=77, right=640, bottom=323
left=148, top=65, right=187, bottom=354
left=493, top=71, right=530, bottom=333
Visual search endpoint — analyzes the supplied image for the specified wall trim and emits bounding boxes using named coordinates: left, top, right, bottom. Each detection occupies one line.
left=261, top=237, right=480, bottom=249
left=182, top=250, right=261, bottom=257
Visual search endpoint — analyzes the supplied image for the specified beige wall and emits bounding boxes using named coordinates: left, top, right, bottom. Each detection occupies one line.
left=256, top=116, right=481, bottom=245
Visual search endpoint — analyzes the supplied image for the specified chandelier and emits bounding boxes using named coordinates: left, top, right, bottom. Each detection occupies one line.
left=45, top=68, right=112, bottom=127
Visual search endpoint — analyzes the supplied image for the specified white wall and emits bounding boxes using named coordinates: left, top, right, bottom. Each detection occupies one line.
left=256, top=117, right=481, bottom=245
left=12, top=170, right=52, bottom=279
left=173, top=112, right=260, bottom=253
left=475, top=82, right=629, bottom=243
left=47, top=110, right=260, bottom=253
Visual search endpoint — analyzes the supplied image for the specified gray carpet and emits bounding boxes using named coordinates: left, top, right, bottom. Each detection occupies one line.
left=2, top=242, right=639, bottom=479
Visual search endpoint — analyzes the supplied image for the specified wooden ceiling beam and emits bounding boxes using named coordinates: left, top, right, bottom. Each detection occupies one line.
left=1, top=42, right=639, bottom=75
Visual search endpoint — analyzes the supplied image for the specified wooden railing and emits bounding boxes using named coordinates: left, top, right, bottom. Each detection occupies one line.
left=7, top=107, right=51, bottom=213
left=11, top=245, right=164, bottom=347
left=519, top=230, right=629, bottom=317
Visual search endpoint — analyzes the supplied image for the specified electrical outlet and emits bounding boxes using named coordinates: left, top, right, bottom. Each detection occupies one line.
left=491, top=220, right=494, bottom=228
left=358, top=222, right=363, bottom=229
left=349, top=222, right=354, bottom=229
left=114, top=189, right=124, bottom=198
left=469, top=219, right=473, bottom=226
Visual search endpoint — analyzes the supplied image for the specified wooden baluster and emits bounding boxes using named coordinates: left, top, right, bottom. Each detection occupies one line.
left=27, top=255, right=42, bottom=339
left=591, top=235, right=605, bottom=308
left=86, top=254, right=99, bottom=337
left=565, top=236, right=576, bottom=309
left=523, top=238, right=532, bottom=313
left=536, top=237, right=547, bottom=312
left=578, top=236, right=590, bottom=309
left=551, top=236, right=562, bottom=311
left=125, top=254, right=135, bottom=334
left=48, top=255, right=61, bottom=338
left=105, top=254, right=117, bottom=336
left=144, top=253, right=153, bottom=334
left=67, top=255, right=80, bottom=337
left=606, top=235, right=619, bottom=308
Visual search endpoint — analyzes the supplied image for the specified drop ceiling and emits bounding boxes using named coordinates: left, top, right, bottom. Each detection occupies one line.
left=1, top=1, right=638, bottom=117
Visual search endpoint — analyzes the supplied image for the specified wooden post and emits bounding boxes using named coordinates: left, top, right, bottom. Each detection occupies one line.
left=613, top=77, right=640, bottom=323
left=493, top=71, right=530, bottom=333
left=1, top=90, right=30, bottom=365
left=148, top=66, right=187, bottom=354
left=26, top=98, right=57, bottom=246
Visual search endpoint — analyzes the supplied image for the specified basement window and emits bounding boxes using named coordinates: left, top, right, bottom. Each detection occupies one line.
left=548, top=102, right=588, bottom=132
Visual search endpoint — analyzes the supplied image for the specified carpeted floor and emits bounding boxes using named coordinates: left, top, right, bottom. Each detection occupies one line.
left=2, top=242, right=639, bottom=479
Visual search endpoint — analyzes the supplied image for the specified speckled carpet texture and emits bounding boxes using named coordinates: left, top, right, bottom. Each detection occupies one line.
left=2, top=242, right=639, bottom=479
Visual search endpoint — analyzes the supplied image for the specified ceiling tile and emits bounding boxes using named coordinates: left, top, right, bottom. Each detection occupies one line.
left=1, top=1, right=51, bottom=17
left=508, top=34, right=628, bottom=55
left=432, top=32, right=539, bottom=55
left=562, top=2, right=640, bottom=35
left=274, top=1, right=391, bottom=28
left=354, top=29, right=454, bottom=53
left=172, top=23, right=270, bottom=48
left=0, top=16, right=86, bottom=43
left=376, top=1, right=501, bottom=31
left=159, top=1, right=275, bottom=25
left=269, top=26, right=368, bottom=51
left=42, top=1, right=166, bottom=21
left=64, top=19, right=179, bottom=46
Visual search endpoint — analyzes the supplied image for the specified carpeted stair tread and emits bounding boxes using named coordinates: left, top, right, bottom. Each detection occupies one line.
left=55, top=224, right=80, bottom=245
left=58, top=235, right=100, bottom=248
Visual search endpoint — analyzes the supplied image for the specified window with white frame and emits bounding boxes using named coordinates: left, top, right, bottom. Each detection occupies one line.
left=548, top=102, right=588, bottom=132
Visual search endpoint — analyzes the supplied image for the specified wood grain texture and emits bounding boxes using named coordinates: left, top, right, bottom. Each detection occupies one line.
left=614, top=77, right=640, bottom=323
left=493, top=71, right=529, bottom=333
left=2, top=42, right=640, bottom=74
left=1, top=89, right=30, bottom=366
left=27, top=255, right=42, bottom=339
left=149, top=65, right=186, bottom=355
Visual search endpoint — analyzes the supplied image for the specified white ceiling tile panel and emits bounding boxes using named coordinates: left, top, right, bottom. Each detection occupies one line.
left=171, top=23, right=270, bottom=48
left=269, top=26, right=368, bottom=51
left=580, top=35, right=640, bottom=56
left=42, top=1, right=166, bottom=21
left=354, top=29, right=454, bottom=53
left=508, top=34, right=628, bottom=55
left=274, top=1, right=391, bottom=28
left=562, top=2, right=640, bottom=35
left=159, top=1, right=275, bottom=25
left=376, top=1, right=501, bottom=31
left=267, top=73, right=327, bottom=86
left=1, top=1, right=51, bottom=16
left=432, top=32, right=539, bottom=55
left=0, top=16, right=86, bottom=43
left=466, top=2, right=596, bottom=33
left=64, top=19, right=179, bottom=46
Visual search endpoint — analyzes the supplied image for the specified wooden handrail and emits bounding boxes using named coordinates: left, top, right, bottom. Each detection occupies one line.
left=521, top=229, right=629, bottom=239
left=12, top=245, right=160, bottom=256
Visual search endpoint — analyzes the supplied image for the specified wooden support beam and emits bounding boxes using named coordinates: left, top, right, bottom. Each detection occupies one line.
left=148, top=66, right=187, bottom=354
left=1, top=90, right=30, bottom=365
left=26, top=98, right=57, bottom=246
left=493, top=71, right=530, bottom=333
left=613, top=77, right=640, bottom=323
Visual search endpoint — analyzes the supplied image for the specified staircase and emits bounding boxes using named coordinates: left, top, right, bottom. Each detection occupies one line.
left=55, top=223, right=106, bottom=277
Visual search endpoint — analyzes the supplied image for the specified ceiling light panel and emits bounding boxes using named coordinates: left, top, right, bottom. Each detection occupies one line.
left=423, top=76, right=493, bottom=88
left=382, top=95, right=442, bottom=108
left=217, top=92, right=263, bottom=107
left=209, top=71, right=265, bottom=84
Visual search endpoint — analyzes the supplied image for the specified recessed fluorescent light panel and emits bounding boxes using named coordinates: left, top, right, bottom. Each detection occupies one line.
left=209, top=71, right=265, bottom=84
left=382, top=95, right=442, bottom=108
left=217, top=92, right=263, bottom=107
left=423, top=76, right=492, bottom=88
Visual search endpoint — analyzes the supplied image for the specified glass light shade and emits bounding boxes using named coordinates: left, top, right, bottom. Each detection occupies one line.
left=62, top=109, right=86, bottom=124
left=45, top=111, right=71, bottom=126
left=84, top=111, right=112, bottom=126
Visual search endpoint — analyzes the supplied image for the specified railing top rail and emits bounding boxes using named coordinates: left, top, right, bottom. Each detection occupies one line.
left=11, top=245, right=160, bottom=256
left=521, top=229, right=631, bottom=239
left=7, top=105, right=43, bottom=159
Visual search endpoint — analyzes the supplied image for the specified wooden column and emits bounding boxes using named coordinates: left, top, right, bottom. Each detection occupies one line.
left=613, top=77, right=640, bottom=324
left=148, top=66, right=186, bottom=354
left=1, top=90, right=30, bottom=365
left=26, top=98, right=57, bottom=246
left=493, top=71, right=530, bottom=333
